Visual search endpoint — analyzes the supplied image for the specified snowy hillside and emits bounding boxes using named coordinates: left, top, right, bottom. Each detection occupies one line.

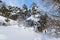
left=0, top=15, right=60, bottom=40
left=0, top=16, right=18, bottom=26
left=0, top=26, right=60, bottom=40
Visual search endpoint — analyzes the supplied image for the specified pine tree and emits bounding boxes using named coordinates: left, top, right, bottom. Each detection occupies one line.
left=29, top=9, right=31, bottom=15
left=1, top=4, right=10, bottom=17
left=22, top=4, right=28, bottom=12
left=22, top=4, right=31, bottom=19
left=31, top=2, right=38, bottom=15
left=0, top=0, right=2, bottom=12
left=0, top=0, right=2, bottom=3
left=38, top=13, right=48, bottom=31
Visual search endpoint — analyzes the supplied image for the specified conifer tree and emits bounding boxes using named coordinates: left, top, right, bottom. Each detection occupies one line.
left=0, top=0, right=2, bottom=3
left=1, top=4, right=10, bottom=17
left=38, top=13, right=48, bottom=31
left=31, top=2, right=38, bottom=15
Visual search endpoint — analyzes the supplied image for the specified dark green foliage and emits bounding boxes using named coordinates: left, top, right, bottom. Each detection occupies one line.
left=40, top=13, right=48, bottom=25
left=23, top=4, right=28, bottom=10
left=53, top=0, right=60, bottom=4
left=10, top=14, right=18, bottom=20
left=37, top=27, right=42, bottom=32
left=38, top=13, right=48, bottom=30
left=0, top=0, right=2, bottom=3
left=1, top=5, right=10, bottom=17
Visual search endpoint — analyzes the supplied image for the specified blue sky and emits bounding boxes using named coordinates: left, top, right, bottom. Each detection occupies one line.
left=1, top=0, right=58, bottom=17
left=2, top=0, right=40, bottom=8
left=1, top=0, right=57, bottom=14
left=1, top=0, right=48, bottom=11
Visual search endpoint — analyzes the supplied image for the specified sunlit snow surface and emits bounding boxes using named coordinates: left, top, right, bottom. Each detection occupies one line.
left=26, top=14, right=40, bottom=22
left=0, top=25, right=60, bottom=40
left=0, top=16, right=60, bottom=40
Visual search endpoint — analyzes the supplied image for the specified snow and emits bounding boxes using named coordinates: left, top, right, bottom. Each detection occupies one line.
left=17, top=10, right=20, bottom=12
left=11, top=13, right=16, bottom=15
left=26, top=14, right=40, bottom=22
left=0, top=26, right=60, bottom=40
left=0, top=16, right=18, bottom=26
left=0, top=34, right=7, bottom=40
left=0, top=16, right=60, bottom=40
left=0, top=16, right=6, bottom=22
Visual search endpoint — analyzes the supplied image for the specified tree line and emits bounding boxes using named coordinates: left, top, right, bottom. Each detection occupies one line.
left=0, top=0, right=60, bottom=33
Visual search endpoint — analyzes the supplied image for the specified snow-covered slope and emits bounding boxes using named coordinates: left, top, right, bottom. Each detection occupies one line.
left=0, top=16, right=18, bottom=26
left=0, top=26, right=60, bottom=40
left=0, top=16, right=60, bottom=40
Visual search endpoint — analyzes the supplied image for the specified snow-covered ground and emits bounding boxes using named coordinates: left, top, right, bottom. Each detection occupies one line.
left=0, top=16, right=60, bottom=40
left=0, top=16, right=18, bottom=26
left=26, top=14, right=40, bottom=22
left=0, top=25, right=60, bottom=40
